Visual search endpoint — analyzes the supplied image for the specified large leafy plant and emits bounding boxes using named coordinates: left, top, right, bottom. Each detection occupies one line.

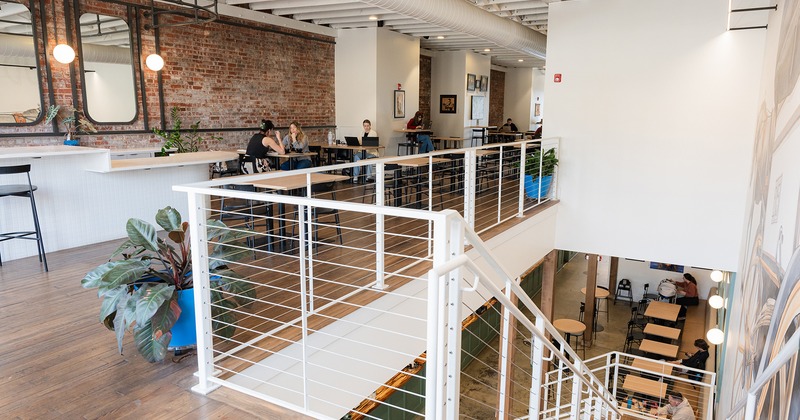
left=524, top=147, right=559, bottom=177
left=154, top=107, right=222, bottom=154
left=44, top=104, right=97, bottom=139
left=81, top=206, right=254, bottom=362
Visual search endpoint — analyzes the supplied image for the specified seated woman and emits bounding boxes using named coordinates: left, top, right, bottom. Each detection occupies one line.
left=245, top=119, right=283, bottom=171
left=670, top=338, right=709, bottom=381
left=281, top=121, right=312, bottom=170
left=407, top=111, right=434, bottom=154
left=675, top=273, right=699, bottom=306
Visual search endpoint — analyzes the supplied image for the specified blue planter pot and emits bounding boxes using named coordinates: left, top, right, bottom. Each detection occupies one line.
left=169, top=288, right=197, bottom=349
left=63, top=139, right=80, bottom=146
left=524, top=174, right=553, bottom=199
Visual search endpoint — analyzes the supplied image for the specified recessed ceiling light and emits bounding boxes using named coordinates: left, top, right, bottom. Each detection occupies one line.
left=437, top=35, right=445, bottom=39
left=518, top=59, right=524, bottom=62
left=368, top=15, right=378, bottom=20
left=484, top=48, right=491, bottom=52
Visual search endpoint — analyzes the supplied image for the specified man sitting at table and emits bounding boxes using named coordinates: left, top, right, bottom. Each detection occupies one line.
left=501, top=118, right=518, bottom=132
left=353, top=119, right=378, bottom=182
left=650, top=391, right=695, bottom=420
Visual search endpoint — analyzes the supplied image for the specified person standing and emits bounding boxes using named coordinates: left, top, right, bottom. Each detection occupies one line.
left=245, top=119, right=283, bottom=172
left=281, top=121, right=312, bottom=170
left=407, top=111, right=434, bottom=153
left=353, top=119, right=378, bottom=181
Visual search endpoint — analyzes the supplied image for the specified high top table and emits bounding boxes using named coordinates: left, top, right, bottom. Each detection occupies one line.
left=639, top=339, right=679, bottom=359
left=644, top=301, right=681, bottom=323
left=581, top=287, right=610, bottom=332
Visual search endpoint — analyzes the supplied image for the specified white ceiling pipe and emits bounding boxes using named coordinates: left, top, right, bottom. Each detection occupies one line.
left=362, top=0, right=546, bottom=58
left=0, top=33, right=131, bottom=64
left=0, top=2, right=29, bottom=19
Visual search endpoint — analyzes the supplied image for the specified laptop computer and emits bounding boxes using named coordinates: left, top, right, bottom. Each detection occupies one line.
left=362, top=137, right=379, bottom=147
left=344, top=136, right=361, bottom=146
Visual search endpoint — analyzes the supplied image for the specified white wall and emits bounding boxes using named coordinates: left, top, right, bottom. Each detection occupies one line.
left=431, top=51, right=466, bottom=138
left=547, top=0, right=765, bottom=271
left=532, top=68, right=545, bottom=129
left=84, top=62, right=136, bottom=122
left=335, top=28, right=378, bottom=139
left=0, top=55, right=41, bottom=116
left=503, top=68, right=534, bottom=132
left=376, top=29, right=419, bottom=156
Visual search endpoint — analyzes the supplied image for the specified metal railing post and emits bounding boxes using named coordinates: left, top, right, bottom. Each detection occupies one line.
left=374, top=163, right=387, bottom=290
left=518, top=143, right=526, bottom=217
left=463, top=149, right=476, bottom=228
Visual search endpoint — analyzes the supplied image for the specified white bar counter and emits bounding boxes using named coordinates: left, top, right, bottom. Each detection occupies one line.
left=0, top=146, right=234, bottom=263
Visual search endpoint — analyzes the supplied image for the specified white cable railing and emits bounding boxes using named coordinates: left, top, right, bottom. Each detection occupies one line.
left=724, top=328, right=800, bottom=420
left=174, top=139, right=571, bottom=418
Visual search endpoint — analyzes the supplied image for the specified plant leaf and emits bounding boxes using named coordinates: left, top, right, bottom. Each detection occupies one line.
left=112, top=292, right=136, bottom=354
left=155, top=206, right=182, bottom=232
left=133, top=319, right=171, bottom=363
left=213, top=269, right=256, bottom=307
left=109, top=239, right=138, bottom=259
left=211, top=298, right=237, bottom=339
left=133, top=283, right=176, bottom=327
left=126, top=218, right=158, bottom=252
left=81, top=260, right=125, bottom=289
left=99, top=285, right=127, bottom=326
left=96, top=260, right=151, bottom=296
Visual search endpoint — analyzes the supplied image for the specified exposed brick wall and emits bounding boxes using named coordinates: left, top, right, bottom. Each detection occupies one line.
left=0, top=0, right=335, bottom=150
left=489, top=69, right=505, bottom=127
left=419, top=55, right=431, bottom=120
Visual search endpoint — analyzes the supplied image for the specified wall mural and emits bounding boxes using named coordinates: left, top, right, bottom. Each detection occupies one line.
left=721, top=0, right=800, bottom=418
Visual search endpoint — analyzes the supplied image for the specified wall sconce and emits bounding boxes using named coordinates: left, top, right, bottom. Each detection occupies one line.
left=145, top=53, right=164, bottom=71
left=710, top=270, right=723, bottom=282
left=707, top=326, right=724, bottom=345
left=51, top=0, right=75, bottom=64
left=708, top=294, right=724, bottom=309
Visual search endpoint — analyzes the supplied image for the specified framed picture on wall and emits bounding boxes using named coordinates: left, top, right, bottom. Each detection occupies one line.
left=394, top=90, right=405, bottom=118
left=439, top=94, right=457, bottom=114
left=480, top=75, right=489, bottom=92
left=649, top=261, right=684, bottom=273
left=475, top=76, right=482, bottom=92
left=467, top=74, right=476, bottom=91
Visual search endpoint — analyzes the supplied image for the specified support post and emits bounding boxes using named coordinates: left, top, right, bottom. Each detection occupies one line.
left=584, top=254, right=598, bottom=346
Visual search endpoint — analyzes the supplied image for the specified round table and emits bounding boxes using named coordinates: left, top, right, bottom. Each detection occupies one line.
left=553, top=318, right=587, bottom=358
left=581, top=287, right=609, bottom=332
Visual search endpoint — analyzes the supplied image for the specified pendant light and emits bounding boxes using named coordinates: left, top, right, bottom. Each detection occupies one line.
left=145, top=53, right=164, bottom=71
left=51, top=0, right=75, bottom=64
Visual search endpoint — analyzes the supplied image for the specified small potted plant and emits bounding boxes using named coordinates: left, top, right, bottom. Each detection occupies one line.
left=154, top=107, right=222, bottom=155
left=81, top=206, right=255, bottom=362
left=523, top=147, right=558, bottom=199
left=44, top=104, right=97, bottom=146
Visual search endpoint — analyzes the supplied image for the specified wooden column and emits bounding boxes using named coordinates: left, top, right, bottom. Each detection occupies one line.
left=608, top=256, right=619, bottom=298
left=584, top=253, right=598, bottom=346
left=540, top=250, right=557, bottom=322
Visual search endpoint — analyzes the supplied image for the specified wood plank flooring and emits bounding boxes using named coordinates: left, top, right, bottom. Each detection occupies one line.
left=0, top=175, right=554, bottom=419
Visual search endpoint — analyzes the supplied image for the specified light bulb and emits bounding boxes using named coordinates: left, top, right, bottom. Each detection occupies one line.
left=709, top=295, right=724, bottom=309
left=707, top=327, right=724, bottom=345
left=53, top=44, right=75, bottom=64
left=146, top=54, right=164, bottom=71
left=710, top=270, right=723, bottom=282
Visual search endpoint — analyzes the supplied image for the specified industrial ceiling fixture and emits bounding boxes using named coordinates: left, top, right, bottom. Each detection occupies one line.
left=51, top=0, right=75, bottom=64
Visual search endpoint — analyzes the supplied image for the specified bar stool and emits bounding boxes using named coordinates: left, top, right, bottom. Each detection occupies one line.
left=553, top=318, right=586, bottom=359
left=0, top=164, right=48, bottom=271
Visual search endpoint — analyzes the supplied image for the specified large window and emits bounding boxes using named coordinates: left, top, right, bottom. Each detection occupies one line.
left=0, top=1, right=43, bottom=125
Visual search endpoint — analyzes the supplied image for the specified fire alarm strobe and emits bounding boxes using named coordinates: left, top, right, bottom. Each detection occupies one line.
left=554, top=73, right=562, bottom=83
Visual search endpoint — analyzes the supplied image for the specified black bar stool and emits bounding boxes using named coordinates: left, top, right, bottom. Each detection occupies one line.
left=0, top=164, right=48, bottom=271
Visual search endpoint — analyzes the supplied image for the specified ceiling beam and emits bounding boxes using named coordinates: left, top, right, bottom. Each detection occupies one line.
left=245, top=0, right=357, bottom=10
left=293, top=7, right=386, bottom=20
left=270, top=2, right=370, bottom=16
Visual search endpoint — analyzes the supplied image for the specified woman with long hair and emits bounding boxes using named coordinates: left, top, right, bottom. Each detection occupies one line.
left=281, top=121, right=312, bottom=170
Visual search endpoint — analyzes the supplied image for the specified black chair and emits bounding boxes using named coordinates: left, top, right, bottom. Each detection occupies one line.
left=0, top=164, right=48, bottom=271
left=364, top=164, right=401, bottom=205
left=630, top=306, right=647, bottom=331
left=643, top=283, right=659, bottom=301
left=293, top=182, right=343, bottom=247
left=218, top=184, right=273, bottom=255
left=614, top=278, right=634, bottom=305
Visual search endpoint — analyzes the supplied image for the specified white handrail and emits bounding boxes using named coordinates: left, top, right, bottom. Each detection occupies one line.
left=725, top=328, right=800, bottom=419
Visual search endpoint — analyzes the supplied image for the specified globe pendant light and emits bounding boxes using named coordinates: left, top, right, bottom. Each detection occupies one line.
left=51, top=0, right=75, bottom=64
left=145, top=53, right=164, bottom=71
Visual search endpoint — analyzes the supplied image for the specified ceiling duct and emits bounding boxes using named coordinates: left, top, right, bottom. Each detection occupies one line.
left=0, top=33, right=131, bottom=64
left=361, top=0, right=546, bottom=58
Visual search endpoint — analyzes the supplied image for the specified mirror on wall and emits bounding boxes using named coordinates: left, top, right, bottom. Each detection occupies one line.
left=78, top=13, right=136, bottom=123
left=0, top=1, right=43, bottom=125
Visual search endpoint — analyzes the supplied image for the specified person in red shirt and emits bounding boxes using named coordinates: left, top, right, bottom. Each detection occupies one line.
left=406, top=111, right=434, bottom=153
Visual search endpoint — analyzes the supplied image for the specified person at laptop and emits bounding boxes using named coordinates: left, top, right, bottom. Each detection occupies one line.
left=406, top=111, right=434, bottom=153
left=280, top=121, right=312, bottom=170
left=245, top=119, right=284, bottom=172
left=353, top=119, right=378, bottom=182
left=501, top=118, right=518, bottom=132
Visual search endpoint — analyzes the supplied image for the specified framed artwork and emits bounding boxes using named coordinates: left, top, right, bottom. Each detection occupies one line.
left=471, top=95, right=485, bottom=120
left=534, top=103, right=541, bottom=117
left=480, top=75, right=489, bottom=92
left=649, top=262, right=684, bottom=273
left=393, top=90, right=405, bottom=118
left=439, top=94, right=457, bottom=114
left=467, top=73, right=476, bottom=91
left=475, top=76, right=482, bottom=92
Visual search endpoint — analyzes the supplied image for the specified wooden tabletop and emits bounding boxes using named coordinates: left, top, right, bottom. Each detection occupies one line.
left=431, top=137, right=467, bottom=141
left=243, top=173, right=348, bottom=191
left=580, top=287, right=610, bottom=299
left=553, top=319, right=586, bottom=335
left=476, top=150, right=500, bottom=157
left=109, top=150, right=239, bottom=172
left=267, top=152, right=318, bottom=159
left=395, top=157, right=451, bottom=167
left=639, top=339, right=679, bottom=358
left=466, top=125, right=497, bottom=129
left=644, top=301, right=681, bottom=322
left=622, top=374, right=667, bottom=399
left=321, top=144, right=384, bottom=151
left=395, top=129, right=432, bottom=133
left=643, top=323, right=681, bottom=341
left=631, top=358, right=674, bottom=376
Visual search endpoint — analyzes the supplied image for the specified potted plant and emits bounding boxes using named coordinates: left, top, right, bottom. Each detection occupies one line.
left=44, top=104, right=97, bottom=146
left=81, top=206, right=255, bottom=362
left=523, top=147, right=558, bottom=199
left=154, top=107, right=222, bottom=155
